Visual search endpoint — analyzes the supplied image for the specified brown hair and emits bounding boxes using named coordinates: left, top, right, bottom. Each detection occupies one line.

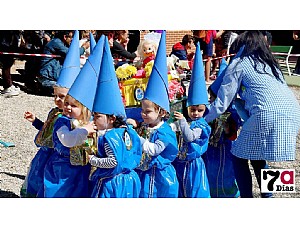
left=143, top=99, right=170, bottom=120
left=181, top=34, right=193, bottom=45
left=114, top=30, right=127, bottom=39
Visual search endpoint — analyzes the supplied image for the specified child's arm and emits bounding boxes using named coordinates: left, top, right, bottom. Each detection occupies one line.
left=178, top=118, right=202, bottom=142
left=24, top=111, right=44, bottom=130
left=56, top=122, right=95, bottom=147
left=88, top=142, right=117, bottom=168
left=139, top=136, right=167, bottom=156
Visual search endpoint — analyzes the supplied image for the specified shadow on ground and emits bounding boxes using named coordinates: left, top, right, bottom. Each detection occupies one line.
left=0, top=172, right=25, bottom=180
left=0, top=189, right=19, bottom=198
left=0, top=172, right=24, bottom=198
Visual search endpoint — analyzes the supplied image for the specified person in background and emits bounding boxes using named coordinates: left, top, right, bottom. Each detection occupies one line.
left=170, top=34, right=194, bottom=61
left=210, top=30, right=232, bottom=79
left=193, top=30, right=216, bottom=83
left=79, top=30, right=96, bottom=68
left=204, top=31, right=300, bottom=198
left=0, top=30, right=23, bottom=97
left=38, top=30, right=89, bottom=95
left=110, top=30, right=138, bottom=67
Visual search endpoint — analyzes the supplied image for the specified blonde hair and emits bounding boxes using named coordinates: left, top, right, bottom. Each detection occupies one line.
left=137, top=39, right=158, bottom=61
left=81, top=30, right=91, bottom=39
left=65, top=94, right=91, bottom=125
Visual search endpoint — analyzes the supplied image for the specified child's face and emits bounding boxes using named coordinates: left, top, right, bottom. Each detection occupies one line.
left=188, top=105, right=206, bottom=120
left=93, top=112, right=113, bottom=130
left=63, top=96, right=82, bottom=120
left=53, top=87, right=69, bottom=110
left=141, top=100, right=161, bottom=127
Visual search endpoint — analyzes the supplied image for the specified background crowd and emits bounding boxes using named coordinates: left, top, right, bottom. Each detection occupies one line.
left=2, top=30, right=299, bottom=98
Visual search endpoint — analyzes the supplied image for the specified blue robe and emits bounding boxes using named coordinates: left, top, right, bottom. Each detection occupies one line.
left=89, top=126, right=142, bottom=198
left=20, top=107, right=61, bottom=198
left=203, top=108, right=241, bottom=198
left=40, top=115, right=91, bottom=198
left=172, top=118, right=211, bottom=198
left=137, top=122, right=179, bottom=198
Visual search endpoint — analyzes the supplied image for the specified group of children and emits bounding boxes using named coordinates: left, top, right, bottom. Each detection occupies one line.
left=20, top=30, right=242, bottom=198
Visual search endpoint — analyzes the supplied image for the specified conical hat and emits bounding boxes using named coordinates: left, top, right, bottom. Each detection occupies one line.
left=56, top=30, right=81, bottom=89
left=89, top=32, right=96, bottom=54
left=186, top=41, right=209, bottom=106
left=92, top=36, right=126, bottom=118
left=143, top=30, right=170, bottom=112
left=67, top=35, right=105, bottom=111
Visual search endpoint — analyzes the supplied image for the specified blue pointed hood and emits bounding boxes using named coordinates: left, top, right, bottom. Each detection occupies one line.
left=56, top=30, right=81, bottom=88
left=67, top=35, right=105, bottom=111
left=89, top=32, right=96, bottom=54
left=143, top=30, right=170, bottom=112
left=186, top=41, right=208, bottom=106
left=92, top=36, right=126, bottom=118
left=209, top=45, right=245, bottom=95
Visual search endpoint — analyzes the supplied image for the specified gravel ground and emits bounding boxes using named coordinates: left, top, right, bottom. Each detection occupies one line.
left=0, top=73, right=299, bottom=198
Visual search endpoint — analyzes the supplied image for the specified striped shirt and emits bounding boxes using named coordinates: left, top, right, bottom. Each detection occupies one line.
left=89, top=142, right=117, bottom=168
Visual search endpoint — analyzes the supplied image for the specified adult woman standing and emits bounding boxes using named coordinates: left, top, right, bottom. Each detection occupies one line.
left=204, top=30, right=300, bottom=198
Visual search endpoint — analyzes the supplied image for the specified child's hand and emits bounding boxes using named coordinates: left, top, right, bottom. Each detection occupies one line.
left=83, top=121, right=96, bottom=135
left=24, top=111, right=36, bottom=123
left=127, top=118, right=139, bottom=128
left=173, top=111, right=184, bottom=120
left=88, top=154, right=93, bottom=161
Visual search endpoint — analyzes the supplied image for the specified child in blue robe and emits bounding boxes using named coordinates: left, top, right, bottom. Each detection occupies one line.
left=89, top=114, right=142, bottom=198
left=88, top=35, right=142, bottom=198
left=172, top=41, right=211, bottom=198
left=41, top=94, right=95, bottom=197
left=39, top=33, right=106, bottom=197
left=21, top=86, right=67, bottom=197
left=203, top=87, right=241, bottom=198
left=133, top=31, right=179, bottom=198
left=21, top=30, right=82, bottom=197
left=136, top=99, right=179, bottom=198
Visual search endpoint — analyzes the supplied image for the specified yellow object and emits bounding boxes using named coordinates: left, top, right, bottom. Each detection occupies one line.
left=144, top=61, right=154, bottom=77
left=120, top=75, right=174, bottom=107
left=116, top=64, right=137, bottom=81
left=120, top=77, right=149, bottom=107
